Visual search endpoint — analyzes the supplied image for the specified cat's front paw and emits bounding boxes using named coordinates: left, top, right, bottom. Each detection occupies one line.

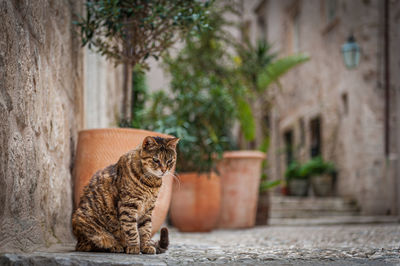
left=126, top=245, right=140, bottom=254
left=110, top=243, right=124, bottom=253
left=141, top=245, right=156, bottom=255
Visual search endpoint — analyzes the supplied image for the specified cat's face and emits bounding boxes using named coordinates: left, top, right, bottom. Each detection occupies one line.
left=140, top=136, right=179, bottom=178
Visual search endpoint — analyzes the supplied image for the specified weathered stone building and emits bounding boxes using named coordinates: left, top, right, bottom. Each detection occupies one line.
left=0, top=0, right=122, bottom=252
left=241, top=0, right=400, bottom=215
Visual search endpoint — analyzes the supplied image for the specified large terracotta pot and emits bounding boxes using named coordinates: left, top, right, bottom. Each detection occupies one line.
left=217, top=151, right=266, bottom=229
left=73, top=128, right=173, bottom=236
left=170, top=172, right=221, bottom=232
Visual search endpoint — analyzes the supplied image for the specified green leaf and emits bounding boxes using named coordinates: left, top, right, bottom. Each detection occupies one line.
left=259, top=179, right=281, bottom=192
left=257, top=54, right=310, bottom=91
left=258, top=135, right=270, bottom=153
left=236, top=97, right=255, bottom=141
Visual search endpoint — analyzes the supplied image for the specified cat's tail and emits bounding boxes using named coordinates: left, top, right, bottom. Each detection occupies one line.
left=155, top=227, right=169, bottom=254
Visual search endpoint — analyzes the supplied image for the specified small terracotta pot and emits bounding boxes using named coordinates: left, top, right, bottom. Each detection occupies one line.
left=169, top=172, right=221, bottom=232
left=73, top=128, right=173, bottom=236
left=217, top=151, right=265, bottom=229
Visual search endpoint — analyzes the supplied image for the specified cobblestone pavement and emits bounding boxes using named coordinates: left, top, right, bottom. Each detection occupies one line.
left=1, top=224, right=400, bottom=265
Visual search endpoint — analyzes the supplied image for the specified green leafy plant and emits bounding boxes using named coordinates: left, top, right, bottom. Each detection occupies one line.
left=300, top=156, right=336, bottom=178
left=141, top=7, right=237, bottom=172
left=284, top=161, right=308, bottom=181
left=74, top=0, right=213, bottom=125
left=235, top=40, right=310, bottom=142
left=131, top=66, right=148, bottom=129
left=259, top=179, right=281, bottom=193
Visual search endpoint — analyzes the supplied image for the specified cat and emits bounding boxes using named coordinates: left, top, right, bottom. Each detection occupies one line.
left=72, top=136, right=179, bottom=254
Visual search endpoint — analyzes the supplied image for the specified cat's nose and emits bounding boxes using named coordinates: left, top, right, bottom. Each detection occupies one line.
left=161, top=166, right=167, bottom=173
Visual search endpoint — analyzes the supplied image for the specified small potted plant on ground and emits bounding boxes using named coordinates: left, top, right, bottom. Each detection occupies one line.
left=285, top=161, right=309, bottom=197
left=300, top=156, right=336, bottom=197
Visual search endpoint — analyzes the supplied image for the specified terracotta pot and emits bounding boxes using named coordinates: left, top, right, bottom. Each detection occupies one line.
left=73, top=128, right=173, bottom=236
left=169, top=172, right=221, bottom=232
left=217, top=151, right=266, bottom=229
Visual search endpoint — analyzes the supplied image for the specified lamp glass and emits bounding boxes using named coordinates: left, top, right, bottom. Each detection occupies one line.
left=341, top=37, right=360, bottom=69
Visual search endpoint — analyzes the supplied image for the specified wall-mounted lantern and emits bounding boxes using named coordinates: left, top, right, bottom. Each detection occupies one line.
left=341, top=35, right=361, bottom=69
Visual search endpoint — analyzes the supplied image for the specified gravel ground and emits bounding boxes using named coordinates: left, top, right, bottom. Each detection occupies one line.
left=1, top=224, right=400, bottom=265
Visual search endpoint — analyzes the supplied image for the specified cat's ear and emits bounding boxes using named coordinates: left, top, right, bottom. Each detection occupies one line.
left=167, top=137, right=180, bottom=149
left=142, top=136, right=158, bottom=150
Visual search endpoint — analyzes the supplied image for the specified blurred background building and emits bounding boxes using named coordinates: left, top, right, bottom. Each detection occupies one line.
left=240, top=0, right=400, bottom=216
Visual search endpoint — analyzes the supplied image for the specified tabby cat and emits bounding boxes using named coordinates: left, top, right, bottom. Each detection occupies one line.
left=72, top=136, right=179, bottom=254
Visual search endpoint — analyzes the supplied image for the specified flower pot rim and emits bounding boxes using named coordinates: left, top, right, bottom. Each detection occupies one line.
left=177, top=171, right=218, bottom=177
left=222, top=150, right=266, bottom=159
left=78, top=128, right=174, bottom=138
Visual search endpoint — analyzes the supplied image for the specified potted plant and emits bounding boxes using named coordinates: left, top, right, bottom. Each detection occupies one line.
left=72, top=0, right=213, bottom=235
left=138, top=8, right=236, bottom=232
left=300, top=156, right=336, bottom=197
left=136, top=5, right=309, bottom=229
left=217, top=39, right=309, bottom=228
left=285, top=161, right=309, bottom=197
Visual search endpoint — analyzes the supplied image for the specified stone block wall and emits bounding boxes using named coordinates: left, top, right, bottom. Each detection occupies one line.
left=0, top=0, right=123, bottom=252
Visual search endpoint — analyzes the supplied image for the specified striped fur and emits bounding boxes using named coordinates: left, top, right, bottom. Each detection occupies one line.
left=72, top=136, right=179, bottom=254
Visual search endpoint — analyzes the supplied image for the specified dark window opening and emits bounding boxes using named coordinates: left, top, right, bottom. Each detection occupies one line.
left=325, top=0, right=338, bottom=23
left=255, top=0, right=268, bottom=41
left=299, top=118, right=305, bottom=147
left=264, top=114, right=270, bottom=132
left=284, top=130, right=294, bottom=166
left=341, top=93, right=348, bottom=115
left=310, top=117, right=322, bottom=157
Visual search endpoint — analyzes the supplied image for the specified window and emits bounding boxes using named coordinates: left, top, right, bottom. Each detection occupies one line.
left=286, top=1, right=300, bottom=53
left=292, top=12, right=300, bottom=53
left=255, top=0, right=268, bottom=41
left=341, top=93, right=348, bottom=115
left=284, top=129, right=294, bottom=166
left=310, top=117, right=322, bottom=157
left=325, top=0, right=338, bottom=24
left=299, top=118, right=305, bottom=147
left=241, top=20, right=251, bottom=43
left=321, top=0, right=340, bottom=34
left=264, top=114, right=271, bottom=132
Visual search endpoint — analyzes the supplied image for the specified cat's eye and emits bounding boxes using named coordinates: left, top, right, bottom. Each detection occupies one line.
left=153, top=158, right=160, bottom=164
left=167, top=159, right=173, bottom=165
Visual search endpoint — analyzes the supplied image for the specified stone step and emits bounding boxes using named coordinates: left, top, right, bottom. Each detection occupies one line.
left=270, top=196, right=360, bottom=219
left=270, top=210, right=360, bottom=219
left=269, top=216, right=400, bottom=226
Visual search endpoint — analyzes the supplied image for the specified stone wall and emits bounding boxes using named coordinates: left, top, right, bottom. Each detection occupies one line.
left=0, top=0, right=123, bottom=252
left=246, top=0, right=399, bottom=215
